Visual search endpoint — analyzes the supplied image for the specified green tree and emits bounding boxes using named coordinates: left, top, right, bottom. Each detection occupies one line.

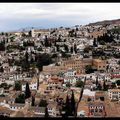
left=84, top=46, right=90, bottom=53
left=44, top=107, right=49, bottom=118
left=56, top=45, right=60, bottom=52
left=0, top=83, right=11, bottom=89
left=1, top=32, right=4, bottom=36
left=15, top=94, right=25, bottom=103
left=66, top=82, right=71, bottom=88
left=25, top=82, right=31, bottom=99
left=29, top=30, right=32, bottom=37
left=70, top=46, right=73, bottom=53
left=25, top=51, right=29, bottom=63
left=14, top=81, right=21, bottom=91
left=97, top=83, right=102, bottom=90
left=37, top=77, right=39, bottom=90
left=64, top=44, right=69, bottom=53
left=21, top=52, right=30, bottom=72
left=111, top=82, right=116, bottom=88
left=31, top=96, right=35, bottom=106
left=61, top=52, right=71, bottom=58
left=65, top=95, right=72, bottom=117
left=0, top=41, right=5, bottom=51
left=93, top=38, right=98, bottom=47
left=39, top=99, right=48, bottom=107
left=103, top=80, right=108, bottom=91
left=51, top=53, right=57, bottom=58
left=85, top=65, right=94, bottom=74
left=75, top=80, right=84, bottom=88
left=96, top=76, right=99, bottom=87
left=0, top=67, right=4, bottom=72
left=118, top=60, right=120, bottom=65
left=5, top=33, right=8, bottom=36
left=116, top=80, right=120, bottom=85
left=74, top=44, right=77, bottom=53
left=71, top=90, right=76, bottom=116
left=44, top=36, right=50, bottom=47
left=35, top=53, right=53, bottom=71
left=0, top=83, right=7, bottom=88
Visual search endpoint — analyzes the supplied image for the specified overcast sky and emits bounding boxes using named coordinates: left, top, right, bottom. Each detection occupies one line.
left=0, top=3, right=120, bottom=32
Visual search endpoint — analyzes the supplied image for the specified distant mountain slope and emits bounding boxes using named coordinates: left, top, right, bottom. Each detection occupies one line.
left=88, top=19, right=120, bottom=26
left=17, top=26, right=46, bottom=32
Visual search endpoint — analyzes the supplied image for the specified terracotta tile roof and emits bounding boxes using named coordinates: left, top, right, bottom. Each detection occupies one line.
left=24, top=111, right=34, bottom=117
left=105, top=101, right=120, bottom=117
left=77, top=101, right=89, bottom=116
left=9, top=103, right=25, bottom=107
left=0, top=96, right=12, bottom=102
left=0, top=106, right=14, bottom=114
left=13, top=111, right=25, bottom=117
left=47, top=101, right=57, bottom=108
left=28, top=106, right=45, bottom=113
left=108, top=89, right=120, bottom=92
left=95, top=91, right=105, bottom=97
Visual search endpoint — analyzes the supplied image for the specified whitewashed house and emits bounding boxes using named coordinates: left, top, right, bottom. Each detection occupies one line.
left=21, top=77, right=38, bottom=91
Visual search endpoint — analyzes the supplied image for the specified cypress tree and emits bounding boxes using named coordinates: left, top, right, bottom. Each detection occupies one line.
left=25, top=82, right=31, bottom=99
left=37, top=77, right=39, bottom=90
left=65, top=94, right=72, bottom=117
left=71, top=90, right=76, bottom=116
left=0, top=66, right=4, bottom=72
left=56, top=45, right=59, bottom=52
left=70, top=46, right=73, bottom=53
left=93, top=38, right=97, bottom=47
left=25, top=51, right=29, bottom=63
left=22, top=51, right=30, bottom=72
left=31, top=96, right=35, bottom=106
left=44, top=107, right=49, bottom=118
left=65, top=94, right=69, bottom=117
left=39, top=99, right=48, bottom=107
left=64, top=44, right=69, bottom=53
left=103, top=80, right=108, bottom=91
left=98, top=83, right=102, bottom=90
left=96, top=76, right=99, bottom=87
left=45, top=35, right=49, bottom=47
left=29, top=30, right=32, bottom=37
left=74, top=44, right=77, bottom=53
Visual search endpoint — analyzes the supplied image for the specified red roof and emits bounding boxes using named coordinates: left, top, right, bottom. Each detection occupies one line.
left=111, top=75, right=120, bottom=78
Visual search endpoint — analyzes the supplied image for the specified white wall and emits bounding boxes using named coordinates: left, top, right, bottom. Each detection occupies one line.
left=22, top=83, right=37, bottom=91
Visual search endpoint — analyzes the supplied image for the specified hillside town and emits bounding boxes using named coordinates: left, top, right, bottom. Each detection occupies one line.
left=0, top=22, right=120, bottom=118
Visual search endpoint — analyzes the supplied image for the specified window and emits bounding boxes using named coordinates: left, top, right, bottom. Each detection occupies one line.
left=49, top=108, right=52, bottom=110
left=90, top=109, right=94, bottom=113
left=90, top=106, right=93, bottom=108
left=99, top=109, right=102, bottom=112
left=95, top=109, right=98, bottom=112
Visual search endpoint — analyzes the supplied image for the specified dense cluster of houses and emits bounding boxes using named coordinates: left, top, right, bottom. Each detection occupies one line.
left=0, top=23, right=120, bottom=117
